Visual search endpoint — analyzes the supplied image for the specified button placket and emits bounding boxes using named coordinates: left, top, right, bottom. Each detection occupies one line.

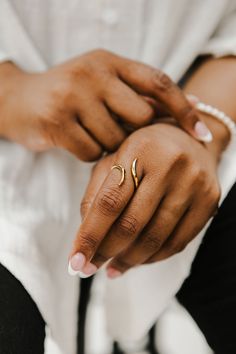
left=101, top=8, right=119, bottom=26
left=97, top=0, right=119, bottom=27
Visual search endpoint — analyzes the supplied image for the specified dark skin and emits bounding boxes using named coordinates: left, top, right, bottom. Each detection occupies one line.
left=0, top=51, right=234, bottom=279
left=69, top=57, right=236, bottom=278
left=0, top=49, right=210, bottom=161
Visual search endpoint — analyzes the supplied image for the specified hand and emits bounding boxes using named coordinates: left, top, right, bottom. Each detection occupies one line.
left=0, top=51, right=211, bottom=161
left=68, top=122, right=220, bottom=277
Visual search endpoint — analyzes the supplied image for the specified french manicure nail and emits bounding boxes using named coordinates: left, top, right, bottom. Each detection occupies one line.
left=75, top=271, right=93, bottom=279
left=194, top=121, right=213, bottom=142
left=68, top=252, right=86, bottom=276
left=82, top=262, right=98, bottom=277
left=107, top=268, right=122, bottom=279
left=71, top=263, right=97, bottom=278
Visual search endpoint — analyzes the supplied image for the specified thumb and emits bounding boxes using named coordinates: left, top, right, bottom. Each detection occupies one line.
left=118, top=60, right=213, bottom=142
left=144, top=94, right=213, bottom=143
left=186, top=94, right=213, bottom=143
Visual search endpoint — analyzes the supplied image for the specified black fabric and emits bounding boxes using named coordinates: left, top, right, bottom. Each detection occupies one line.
left=0, top=264, right=45, bottom=354
left=113, top=325, right=159, bottom=354
left=177, top=182, right=236, bottom=354
left=77, top=276, right=94, bottom=354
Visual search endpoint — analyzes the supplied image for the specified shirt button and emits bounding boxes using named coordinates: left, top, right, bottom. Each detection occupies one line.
left=101, top=9, right=119, bottom=26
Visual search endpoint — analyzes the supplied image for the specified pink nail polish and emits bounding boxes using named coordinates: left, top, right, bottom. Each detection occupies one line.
left=107, top=268, right=122, bottom=279
left=68, top=252, right=86, bottom=276
left=194, top=121, right=213, bottom=142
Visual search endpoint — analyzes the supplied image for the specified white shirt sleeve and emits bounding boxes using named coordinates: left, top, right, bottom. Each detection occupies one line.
left=200, top=2, right=236, bottom=57
left=0, top=50, right=13, bottom=64
left=0, top=0, right=46, bottom=71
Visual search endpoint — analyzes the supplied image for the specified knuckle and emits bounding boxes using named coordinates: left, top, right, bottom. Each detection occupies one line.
left=164, top=203, right=183, bottom=220
left=167, top=239, right=186, bottom=255
left=51, top=78, right=75, bottom=106
left=165, top=147, right=189, bottom=172
left=133, top=132, right=151, bottom=152
left=188, top=164, right=203, bottom=183
left=78, top=230, right=98, bottom=254
left=91, top=48, right=110, bottom=58
left=103, top=132, right=125, bottom=152
left=152, top=69, right=173, bottom=92
left=179, top=105, right=198, bottom=124
left=142, top=232, right=163, bottom=252
left=92, top=252, right=108, bottom=264
left=178, top=160, right=205, bottom=186
left=38, top=101, right=66, bottom=133
left=136, top=105, right=154, bottom=125
left=73, top=57, right=96, bottom=79
left=60, top=82, right=74, bottom=102
left=39, top=120, right=60, bottom=147
left=107, top=139, right=124, bottom=152
left=80, top=199, right=92, bottom=218
left=78, top=49, right=113, bottom=78
left=80, top=146, right=103, bottom=162
left=170, top=149, right=189, bottom=168
left=116, top=215, right=139, bottom=237
left=97, top=187, right=124, bottom=216
left=112, top=258, right=132, bottom=271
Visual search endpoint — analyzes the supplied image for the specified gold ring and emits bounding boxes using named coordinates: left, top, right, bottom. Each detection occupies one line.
left=131, top=158, right=139, bottom=188
left=111, top=164, right=126, bottom=186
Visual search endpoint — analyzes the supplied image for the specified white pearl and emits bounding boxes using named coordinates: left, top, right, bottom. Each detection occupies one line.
left=206, top=106, right=212, bottom=114
left=211, top=108, right=218, bottom=115
left=195, top=99, right=235, bottom=138
left=218, top=112, right=225, bottom=120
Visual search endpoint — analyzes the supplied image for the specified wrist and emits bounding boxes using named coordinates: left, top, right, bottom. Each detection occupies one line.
left=156, top=114, right=229, bottom=165
left=200, top=112, right=230, bottom=163
left=0, top=62, right=28, bottom=137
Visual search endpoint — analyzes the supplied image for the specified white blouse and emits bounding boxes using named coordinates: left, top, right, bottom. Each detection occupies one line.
left=0, top=1, right=236, bottom=353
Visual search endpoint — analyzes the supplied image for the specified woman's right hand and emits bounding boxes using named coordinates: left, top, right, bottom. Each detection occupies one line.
left=0, top=50, right=211, bottom=161
left=69, top=122, right=220, bottom=277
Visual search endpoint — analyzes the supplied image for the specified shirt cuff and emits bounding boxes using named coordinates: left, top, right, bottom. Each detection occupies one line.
left=200, top=37, right=236, bottom=58
left=0, top=51, right=13, bottom=64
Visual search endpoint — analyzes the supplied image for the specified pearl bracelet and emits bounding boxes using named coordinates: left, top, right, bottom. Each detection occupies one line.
left=195, top=101, right=236, bottom=138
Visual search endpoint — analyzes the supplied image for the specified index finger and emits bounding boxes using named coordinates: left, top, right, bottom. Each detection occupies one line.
left=69, top=159, right=136, bottom=275
left=117, top=59, right=212, bottom=142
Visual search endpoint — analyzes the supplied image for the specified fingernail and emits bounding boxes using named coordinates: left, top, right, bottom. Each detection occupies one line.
left=194, top=121, right=213, bottom=142
left=82, top=262, right=98, bottom=277
left=187, top=94, right=200, bottom=105
left=68, top=252, right=86, bottom=276
left=107, top=268, right=122, bottom=279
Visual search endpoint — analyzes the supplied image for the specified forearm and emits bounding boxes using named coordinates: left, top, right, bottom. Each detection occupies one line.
left=184, top=56, right=236, bottom=162
left=0, top=61, right=25, bottom=137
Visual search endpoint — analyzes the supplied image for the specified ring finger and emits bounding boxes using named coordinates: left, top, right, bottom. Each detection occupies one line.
left=147, top=196, right=217, bottom=263
left=76, top=97, right=126, bottom=151
left=106, top=188, right=191, bottom=276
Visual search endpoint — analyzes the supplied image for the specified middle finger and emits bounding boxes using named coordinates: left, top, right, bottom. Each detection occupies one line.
left=91, top=174, right=166, bottom=269
left=107, top=187, right=191, bottom=276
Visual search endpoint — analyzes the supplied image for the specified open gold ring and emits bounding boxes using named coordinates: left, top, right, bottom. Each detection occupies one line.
left=111, top=158, right=139, bottom=189
left=111, top=164, right=126, bottom=186
left=131, top=158, right=139, bottom=188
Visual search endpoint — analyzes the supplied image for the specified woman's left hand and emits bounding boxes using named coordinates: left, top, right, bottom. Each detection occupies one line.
left=69, top=122, right=220, bottom=278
